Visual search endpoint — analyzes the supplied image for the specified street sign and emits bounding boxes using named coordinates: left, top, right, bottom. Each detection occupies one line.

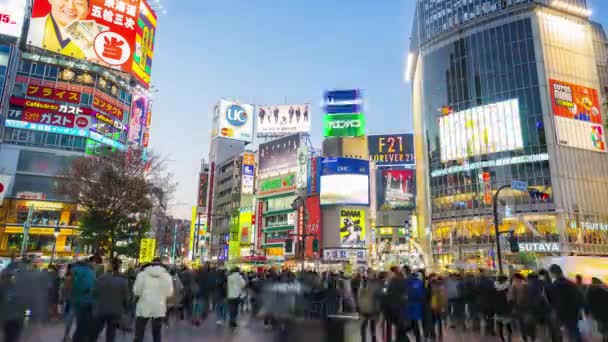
left=511, top=180, right=528, bottom=192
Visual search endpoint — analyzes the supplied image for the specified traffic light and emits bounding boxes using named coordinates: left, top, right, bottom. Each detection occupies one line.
left=528, top=189, right=550, bottom=202
left=285, top=239, right=293, bottom=253
left=509, top=233, right=520, bottom=253
left=312, top=239, right=319, bottom=253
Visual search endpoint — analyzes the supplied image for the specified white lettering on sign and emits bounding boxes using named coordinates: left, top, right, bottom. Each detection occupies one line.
left=328, top=119, right=360, bottom=129
left=518, top=242, right=559, bottom=252
left=581, top=222, right=608, bottom=231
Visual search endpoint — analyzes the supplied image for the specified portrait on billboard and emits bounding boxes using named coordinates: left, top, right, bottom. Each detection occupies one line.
left=256, top=104, right=311, bottom=136
left=28, top=0, right=156, bottom=86
left=128, top=95, right=147, bottom=145
left=258, top=133, right=301, bottom=175
left=339, top=209, right=365, bottom=247
left=378, top=169, right=415, bottom=211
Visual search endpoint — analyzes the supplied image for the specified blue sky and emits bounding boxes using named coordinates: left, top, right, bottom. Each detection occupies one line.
left=149, top=0, right=607, bottom=220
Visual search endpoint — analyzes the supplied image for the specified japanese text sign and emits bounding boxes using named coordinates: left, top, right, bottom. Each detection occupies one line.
left=27, top=85, right=81, bottom=104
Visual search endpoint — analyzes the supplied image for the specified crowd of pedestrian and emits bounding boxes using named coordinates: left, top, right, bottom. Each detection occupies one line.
left=2, top=257, right=608, bottom=342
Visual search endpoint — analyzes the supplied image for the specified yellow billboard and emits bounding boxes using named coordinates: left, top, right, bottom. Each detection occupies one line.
left=139, top=238, right=155, bottom=263
left=339, top=209, right=366, bottom=247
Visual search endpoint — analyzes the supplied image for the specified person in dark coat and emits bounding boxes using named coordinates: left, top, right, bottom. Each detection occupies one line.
left=385, top=266, right=408, bottom=342
left=92, top=258, right=130, bottom=342
left=586, top=278, right=608, bottom=341
left=494, top=275, right=513, bottom=342
left=478, top=269, right=497, bottom=336
left=547, top=264, right=584, bottom=342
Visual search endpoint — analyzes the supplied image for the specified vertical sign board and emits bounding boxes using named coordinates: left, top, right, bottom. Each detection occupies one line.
left=307, top=157, right=320, bottom=195
left=296, top=145, right=308, bottom=189
left=242, top=152, right=255, bottom=194
left=206, top=162, right=215, bottom=232
left=139, top=238, right=156, bottom=264
left=305, top=196, right=321, bottom=258
left=256, top=200, right=264, bottom=252
left=197, top=173, right=208, bottom=207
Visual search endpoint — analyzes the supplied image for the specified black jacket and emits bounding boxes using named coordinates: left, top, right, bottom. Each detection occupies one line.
left=586, top=285, right=608, bottom=323
left=547, top=277, right=583, bottom=323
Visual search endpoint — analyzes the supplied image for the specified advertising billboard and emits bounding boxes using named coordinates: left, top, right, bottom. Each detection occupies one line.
left=307, top=156, right=320, bottom=195
left=197, top=173, right=208, bottom=207
left=128, top=94, right=148, bottom=145
left=241, top=152, right=255, bottom=195
left=258, top=133, right=300, bottom=175
left=131, top=0, right=156, bottom=87
left=256, top=104, right=310, bottom=136
left=320, top=157, right=369, bottom=206
left=378, top=169, right=415, bottom=211
left=304, top=196, right=321, bottom=258
left=323, top=113, right=366, bottom=137
left=28, top=0, right=157, bottom=88
left=339, top=208, right=366, bottom=248
left=211, top=99, right=254, bottom=142
left=0, top=0, right=26, bottom=38
left=257, top=173, right=296, bottom=197
left=439, top=99, right=523, bottom=161
left=549, top=79, right=606, bottom=152
left=368, top=134, right=415, bottom=167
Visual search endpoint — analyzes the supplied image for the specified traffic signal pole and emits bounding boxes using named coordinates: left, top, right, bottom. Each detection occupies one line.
left=493, top=184, right=511, bottom=275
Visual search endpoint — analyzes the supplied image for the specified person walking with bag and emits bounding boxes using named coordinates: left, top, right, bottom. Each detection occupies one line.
left=133, top=257, right=173, bottom=342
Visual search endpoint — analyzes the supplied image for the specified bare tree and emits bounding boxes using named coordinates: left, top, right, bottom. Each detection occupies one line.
left=57, top=148, right=176, bottom=258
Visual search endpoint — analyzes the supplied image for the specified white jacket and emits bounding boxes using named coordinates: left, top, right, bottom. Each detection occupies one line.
left=227, top=272, right=246, bottom=299
left=133, top=265, right=174, bottom=318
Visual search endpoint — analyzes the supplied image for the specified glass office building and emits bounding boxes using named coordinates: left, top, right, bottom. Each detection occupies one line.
left=408, top=0, right=608, bottom=267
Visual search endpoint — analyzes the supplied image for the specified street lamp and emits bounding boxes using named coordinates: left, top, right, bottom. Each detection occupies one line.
left=49, top=226, right=60, bottom=267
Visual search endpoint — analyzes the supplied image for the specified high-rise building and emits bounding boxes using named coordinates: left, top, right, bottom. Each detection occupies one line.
left=409, top=0, right=608, bottom=266
left=0, top=0, right=157, bottom=257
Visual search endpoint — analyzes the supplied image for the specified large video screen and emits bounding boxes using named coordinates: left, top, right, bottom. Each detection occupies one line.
left=439, top=99, right=523, bottom=162
left=320, top=174, right=369, bottom=206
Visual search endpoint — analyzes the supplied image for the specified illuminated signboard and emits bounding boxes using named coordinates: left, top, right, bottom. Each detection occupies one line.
left=5, top=119, right=89, bottom=137
left=319, top=158, right=369, bottom=206
left=93, top=95, right=124, bottom=119
left=439, top=99, right=523, bottom=161
left=368, top=134, right=415, bottom=166
left=89, top=131, right=126, bottom=150
left=28, top=0, right=157, bottom=88
left=27, top=84, right=81, bottom=103
left=211, top=99, right=255, bottom=142
left=549, top=79, right=605, bottom=152
left=258, top=133, right=300, bottom=175
left=257, top=173, right=296, bottom=197
left=323, top=113, right=366, bottom=137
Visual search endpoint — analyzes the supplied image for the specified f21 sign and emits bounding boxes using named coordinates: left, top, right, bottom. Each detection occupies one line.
left=368, top=134, right=415, bottom=167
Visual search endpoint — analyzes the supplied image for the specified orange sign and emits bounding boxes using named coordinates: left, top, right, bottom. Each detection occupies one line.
left=93, top=95, right=124, bottom=119
left=27, top=85, right=81, bottom=104
left=549, top=79, right=602, bottom=124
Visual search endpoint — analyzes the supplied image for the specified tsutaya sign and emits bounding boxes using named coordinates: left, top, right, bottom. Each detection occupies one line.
left=518, top=242, right=560, bottom=252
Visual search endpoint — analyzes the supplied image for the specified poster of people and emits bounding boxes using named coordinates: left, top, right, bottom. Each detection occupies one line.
left=378, top=169, right=415, bottom=211
left=339, top=209, right=366, bottom=247
left=256, top=104, right=311, bottom=137
left=258, top=133, right=301, bottom=175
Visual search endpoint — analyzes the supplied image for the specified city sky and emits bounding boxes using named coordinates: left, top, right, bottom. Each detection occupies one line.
left=149, top=0, right=608, bottom=220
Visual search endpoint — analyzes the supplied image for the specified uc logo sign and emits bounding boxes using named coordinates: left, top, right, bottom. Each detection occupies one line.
left=226, top=105, right=248, bottom=127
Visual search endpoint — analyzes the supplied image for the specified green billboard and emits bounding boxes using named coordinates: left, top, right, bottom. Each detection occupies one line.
left=323, top=113, right=366, bottom=137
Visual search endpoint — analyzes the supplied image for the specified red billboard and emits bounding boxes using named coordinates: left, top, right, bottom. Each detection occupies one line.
left=27, top=84, right=81, bottom=104
left=256, top=200, right=264, bottom=252
left=28, top=0, right=156, bottom=88
left=304, top=196, right=321, bottom=258
left=197, top=173, right=208, bottom=207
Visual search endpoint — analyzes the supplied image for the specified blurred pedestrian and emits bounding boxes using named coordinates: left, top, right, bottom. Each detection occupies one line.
left=358, top=270, right=383, bottom=342
left=91, top=258, right=129, bottom=342
left=586, top=277, right=608, bottom=341
left=547, top=264, right=584, bottom=342
left=71, top=256, right=98, bottom=342
left=227, top=267, right=246, bottom=328
left=133, top=257, right=173, bottom=342
left=61, top=264, right=75, bottom=342
left=494, top=275, right=512, bottom=342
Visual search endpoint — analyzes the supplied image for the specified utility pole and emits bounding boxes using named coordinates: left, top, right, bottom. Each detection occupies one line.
left=493, top=184, right=511, bottom=275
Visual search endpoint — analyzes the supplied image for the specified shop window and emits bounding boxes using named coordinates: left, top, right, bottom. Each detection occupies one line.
left=18, top=60, right=31, bottom=74
left=13, top=83, right=26, bottom=97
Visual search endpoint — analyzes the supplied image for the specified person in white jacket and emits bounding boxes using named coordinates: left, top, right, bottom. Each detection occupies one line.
left=227, top=267, right=246, bottom=328
left=133, top=258, right=173, bottom=342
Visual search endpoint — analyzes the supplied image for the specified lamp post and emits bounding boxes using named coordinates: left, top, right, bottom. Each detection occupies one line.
left=49, top=225, right=60, bottom=267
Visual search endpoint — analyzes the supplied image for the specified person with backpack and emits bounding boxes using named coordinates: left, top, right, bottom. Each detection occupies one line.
left=407, top=269, right=426, bottom=342
left=358, top=270, right=383, bottom=342
left=133, top=257, right=174, bottom=342
left=71, top=257, right=98, bottom=342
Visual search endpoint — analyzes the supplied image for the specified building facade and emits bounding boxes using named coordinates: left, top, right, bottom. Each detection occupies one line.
left=409, top=0, right=608, bottom=267
left=0, top=1, right=157, bottom=258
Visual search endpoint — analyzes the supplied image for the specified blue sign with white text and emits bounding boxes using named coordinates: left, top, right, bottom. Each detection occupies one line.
left=320, top=157, right=370, bottom=176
